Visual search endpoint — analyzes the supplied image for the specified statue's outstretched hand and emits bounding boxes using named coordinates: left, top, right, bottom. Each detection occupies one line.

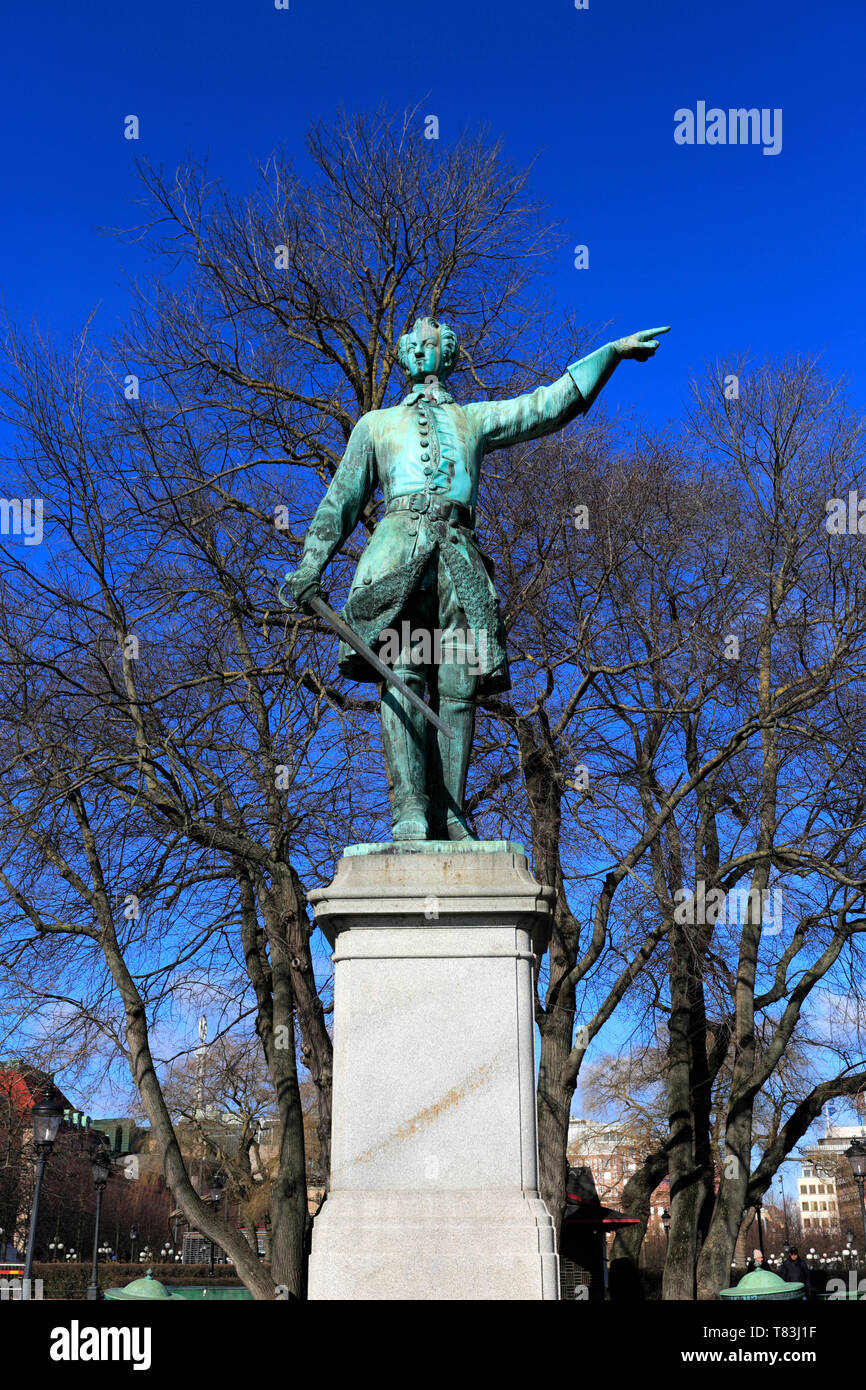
left=615, top=326, right=671, bottom=362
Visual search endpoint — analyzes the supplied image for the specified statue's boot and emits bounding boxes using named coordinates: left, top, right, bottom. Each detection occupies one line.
left=381, top=671, right=429, bottom=841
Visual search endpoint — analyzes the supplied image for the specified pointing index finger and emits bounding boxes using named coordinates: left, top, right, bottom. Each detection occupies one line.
left=642, top=325, right=671, bottom=338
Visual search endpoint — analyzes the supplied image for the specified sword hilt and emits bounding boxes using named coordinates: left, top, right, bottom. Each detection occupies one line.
left=277, top=572, right=325, bottom=613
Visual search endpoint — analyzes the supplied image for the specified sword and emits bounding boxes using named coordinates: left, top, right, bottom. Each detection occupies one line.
left=278, top=581, right=456, bottom=740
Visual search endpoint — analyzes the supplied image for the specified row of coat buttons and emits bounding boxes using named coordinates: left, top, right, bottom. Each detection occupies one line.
left=419, top=411, right=432, bottom=475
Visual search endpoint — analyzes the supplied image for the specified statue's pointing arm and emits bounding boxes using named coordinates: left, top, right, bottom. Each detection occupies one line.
left=283, top=418, right=376, bottom=607
left=473, top=329, right=670, bottom=451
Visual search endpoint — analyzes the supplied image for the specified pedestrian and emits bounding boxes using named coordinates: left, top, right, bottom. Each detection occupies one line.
left=746, top=1247, right=764, bottom=1272
left=779, top=1245, right=811, bottom=1296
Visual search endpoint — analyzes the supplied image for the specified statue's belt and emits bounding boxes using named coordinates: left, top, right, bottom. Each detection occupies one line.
left=385, top=493, right=474, bottom=529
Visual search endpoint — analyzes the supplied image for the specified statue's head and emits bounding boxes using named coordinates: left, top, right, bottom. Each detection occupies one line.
left=397, top=317, right=459, bottom=385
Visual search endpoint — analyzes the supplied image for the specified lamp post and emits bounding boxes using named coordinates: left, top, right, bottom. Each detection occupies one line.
left=23, top=1087, right=63, bottom=1284
left=129, top=1224, right=137, bottom=1263
left=754, top=1195, right=765, bottom=1259
left=208, top=1172, right=225, bottom=1276
left=86, top=1143, right=112, bottom=1302
left=845, top=1140, right=866, bottom=1248
left=777, top=1171, right=791, bottom=1247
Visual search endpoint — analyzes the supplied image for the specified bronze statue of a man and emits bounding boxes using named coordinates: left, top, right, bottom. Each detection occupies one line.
left=283, top=318, right=669, bottom=841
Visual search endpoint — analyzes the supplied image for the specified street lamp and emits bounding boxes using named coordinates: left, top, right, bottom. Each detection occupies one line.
left=777, top=1171, right=791, bottom=1246
left=845, top=1140, right=866, bottom=1247
left=170, top=1208, right=185, bottom=1252
left=207, top=1172, right=225, bottom=1275
left=660, top=1208, right=671, bottom=1243
left=23, top=1086, right=63, bottom=1284
left=129, top=1224, right=138, bottom=1263
left=754, top=1195, right=765, bottom=1259
left=86, top=1142, right=112, bottom=1302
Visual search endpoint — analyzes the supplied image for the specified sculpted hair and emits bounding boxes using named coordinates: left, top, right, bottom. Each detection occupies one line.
left=397, top=318, right=460, bottom=377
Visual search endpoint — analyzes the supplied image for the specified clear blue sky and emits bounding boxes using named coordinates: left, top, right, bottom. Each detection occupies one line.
left=0, top=0, right=864, bottom=426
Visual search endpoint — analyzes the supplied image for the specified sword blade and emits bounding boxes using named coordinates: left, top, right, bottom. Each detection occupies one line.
left=309, top=596, right=456, bottom=740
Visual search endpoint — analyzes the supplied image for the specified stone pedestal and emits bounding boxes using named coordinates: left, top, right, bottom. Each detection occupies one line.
left=307, top=842, right=559, bottom=1300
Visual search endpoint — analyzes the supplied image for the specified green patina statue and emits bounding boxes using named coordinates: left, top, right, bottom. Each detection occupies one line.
left=283, top=318, right=669, bottom=841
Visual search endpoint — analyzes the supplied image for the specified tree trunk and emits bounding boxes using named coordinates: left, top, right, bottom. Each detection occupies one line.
left=663, top=918, right=714, bottom=1299
left=285, top=865, right=333, bottom=1185
left=663, top=934, right=701, bottom=1299
left=536, top=923, right=575, bottom=1226
left=514, top=716, right=579, bottom=1227
left=611, top=1146, right=670, bottom=1269
left=116, top=981, right=276, bottom=1297
left=249, top=876, right=310, bottom=1297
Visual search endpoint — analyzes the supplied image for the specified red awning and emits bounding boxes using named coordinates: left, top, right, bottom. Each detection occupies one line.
left=562, top=1201, right=641, bottom=1229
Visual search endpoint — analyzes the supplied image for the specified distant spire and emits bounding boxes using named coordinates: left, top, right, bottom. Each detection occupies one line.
left=196, top=1015, right=207, bottom=1117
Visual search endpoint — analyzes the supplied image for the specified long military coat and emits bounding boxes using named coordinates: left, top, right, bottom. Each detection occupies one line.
left=295, top=358, right=605, bottom=695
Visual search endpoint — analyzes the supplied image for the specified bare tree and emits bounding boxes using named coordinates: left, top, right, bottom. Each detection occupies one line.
left=601, top=359, right=866, bottom=1297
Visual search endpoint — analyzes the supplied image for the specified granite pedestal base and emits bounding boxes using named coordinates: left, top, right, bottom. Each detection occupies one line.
left=307, top=842, right=559, bottom=1301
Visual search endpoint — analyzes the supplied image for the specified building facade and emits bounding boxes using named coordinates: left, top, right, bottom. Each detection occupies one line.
left=566, top=1118, right=670, bottom=1233
left=797, top=1121, right=866, bottom=1233
left=0, top=1060, right=93, bottom=1257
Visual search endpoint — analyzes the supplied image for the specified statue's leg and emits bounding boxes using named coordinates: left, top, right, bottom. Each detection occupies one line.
left=381, top=575, right=435, bottom=841
left=436, top=673, right=477, bottom=841
left=428, top=557, right=479, bottom=842
left=381, top=668, right=429, bottom=841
